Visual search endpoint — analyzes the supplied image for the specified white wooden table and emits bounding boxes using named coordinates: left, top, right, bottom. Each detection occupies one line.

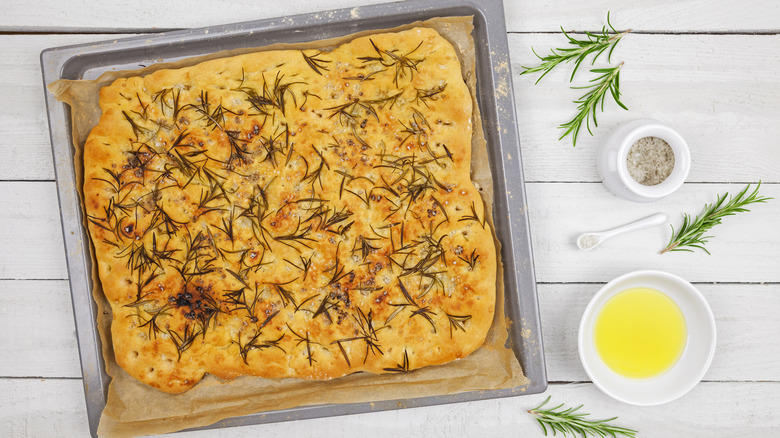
left=2, top=1, right=779, bottom=436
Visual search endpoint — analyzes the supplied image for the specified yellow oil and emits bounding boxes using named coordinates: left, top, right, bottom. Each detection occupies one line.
left=594, top=287, right=687, bottom=379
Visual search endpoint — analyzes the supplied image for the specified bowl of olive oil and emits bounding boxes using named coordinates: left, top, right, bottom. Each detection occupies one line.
left=578, top=270, right=716, bottom=406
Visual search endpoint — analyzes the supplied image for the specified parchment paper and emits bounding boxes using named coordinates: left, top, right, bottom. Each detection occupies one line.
left=49, top=16, right=527, bottom=437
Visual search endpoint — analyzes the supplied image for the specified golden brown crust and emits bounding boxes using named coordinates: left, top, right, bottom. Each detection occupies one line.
left=83, top=27, right=496, bottom=393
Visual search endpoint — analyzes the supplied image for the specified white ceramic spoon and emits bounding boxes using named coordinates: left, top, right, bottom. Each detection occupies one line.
left=577, top=213, right=668, bottom=250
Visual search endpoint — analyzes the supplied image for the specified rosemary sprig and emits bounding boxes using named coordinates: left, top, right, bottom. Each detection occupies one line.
left=528, top=396, right=637, bottom=438
left=520, top=13, right=630, bottom=146
left=558, top=63, right=627, bottom=146
left=661, top=182, right=772, bottom=254
left=520, top=12, right=628, bottom=83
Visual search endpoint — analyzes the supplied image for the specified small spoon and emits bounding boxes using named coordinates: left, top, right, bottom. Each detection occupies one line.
left=577, top=213, right=668, bottom=250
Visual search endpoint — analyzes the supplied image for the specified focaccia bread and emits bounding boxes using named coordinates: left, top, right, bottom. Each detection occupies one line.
left=83, top=27, right=496, bottom=393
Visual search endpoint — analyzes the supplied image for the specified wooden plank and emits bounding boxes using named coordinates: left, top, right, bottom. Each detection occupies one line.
left=5, top=33, right=780, bottom=183
left=0, top=0, right=388, bottom=32
left=511, top=33, right=780, bottom=182
left=0, top=182, right=67, bottom=280
left=526, top=182, right=780, bottom=283
left=0, top=379, right=89, bottom=438
left=539, top=283, right=780, bottom=382
left=504, top=0, right=780, bottom=33
left=0, top=280, right=81, bottom=378
left=1, top=0, right=779, bottom=32
left=2, top=181, right=777, bottom=282
left=1, top=379, right=778, bottom=437
left=0, top=34, right=125, bottom=181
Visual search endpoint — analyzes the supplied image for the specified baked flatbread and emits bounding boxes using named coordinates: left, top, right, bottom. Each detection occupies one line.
left=83, top=27, right=496, bottom=393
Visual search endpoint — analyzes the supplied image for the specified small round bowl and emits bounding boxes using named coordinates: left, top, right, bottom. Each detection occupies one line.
left=578, top=270, right=716, bottom=406
left=597, top=119, right=691, bottom=203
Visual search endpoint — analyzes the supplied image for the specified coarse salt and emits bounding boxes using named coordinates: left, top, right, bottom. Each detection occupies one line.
left=626, top=137, right=675, bottom=186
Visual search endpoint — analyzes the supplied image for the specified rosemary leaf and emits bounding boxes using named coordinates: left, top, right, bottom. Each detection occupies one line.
left=520, top=12, right=629, bottom=83
left=661, top=182, right=772, bottom=254
left=528, top=396, right=637, bottom=438
left=558, top=63, right=627, bottom=146
left=520, top=12, right=630, bottom=146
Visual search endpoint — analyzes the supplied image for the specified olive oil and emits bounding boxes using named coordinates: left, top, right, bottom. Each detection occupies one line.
left=594, top=287, right=687, bottom=379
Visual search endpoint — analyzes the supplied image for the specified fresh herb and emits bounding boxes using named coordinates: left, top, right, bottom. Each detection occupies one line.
left=225, top=129, right=251, bottom=166
left=520, top=12, right=628, bottom=83
left=148, top=204, right=186, bottom=236
left=519, top=13, right=630, bottom=146
left=212, top=206, right=237, bottom=243
left=558, top=63, right=627, bottom=146
left=342, top=70, right=383, bottom=82
left=528, top=396, right=637, bottom=438
left=661, top=182, right=772, bottom=254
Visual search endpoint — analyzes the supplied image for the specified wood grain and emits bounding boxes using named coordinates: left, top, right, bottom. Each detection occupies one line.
left=511, top=34, right=780, bottom=182
left=527, top=183, right=780, bottom=283
left=1, top=0, right=778, bottom=32
left=0, top=34, right=125, bottom=181
left=504, top=0, right=780, bottom=33
left=1, top=379, right=778, bottom=437
left=0, top=280, right=81, bottom=378
left=0, top=182, right=67, bottom=280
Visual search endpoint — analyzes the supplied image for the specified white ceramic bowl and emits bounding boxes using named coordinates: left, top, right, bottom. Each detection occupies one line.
left=578, top=270, right=716, bottom=406
left=597, top=119, right=690, bottom=203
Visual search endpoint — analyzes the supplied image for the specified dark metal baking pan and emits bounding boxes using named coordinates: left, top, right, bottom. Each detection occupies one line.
left=41, top=0, right=546, bottom=435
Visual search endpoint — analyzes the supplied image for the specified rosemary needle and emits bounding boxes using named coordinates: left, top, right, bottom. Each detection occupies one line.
left=559, top=63, right=627, bottom=146
left=661, top=182, right=772, bottom=254
left=520, top=12, right=629, bottom=84
left=528, top=396, right=637, bottom=438
left=519, top=12, right=630, bottom=146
